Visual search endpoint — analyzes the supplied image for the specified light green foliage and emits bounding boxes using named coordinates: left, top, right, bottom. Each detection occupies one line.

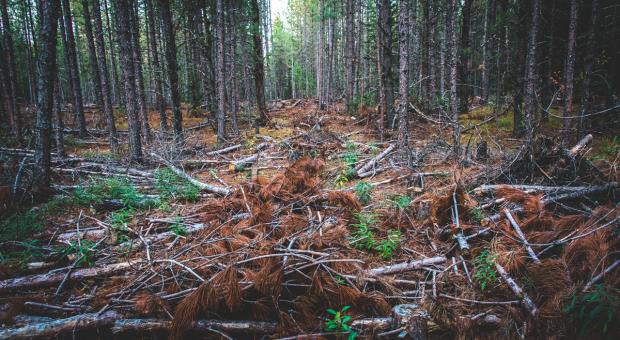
left=349, top=212, right=377, bottom=251
left=0, top=240, right=45, bottom=265
left=392, top=195, right=412, bottom=210
left=469, top=206, right=486, bottom=224
left=354, top=182, right=372, bottom=205
left=109, top=208, right=134, bottom=231
left=70, top=177, right=155, bottom=209
left=169, top=218, right=187, bottom=237
left=61, top=240, right=97, bottom=267
left=564, top=284, right=619, bottom=337
left=473, top=249, right=497, bottom=291
left=325, top=305, right=357, bottom=339
left=335, top=142, right=360, bottom=188
left=498, top=115, right=512, bottom=129
left=64, top=135, right=85, bottom=147
left=155, top=169, right=200, bottom=202
left=350, top=92, right=376, bottom=111
left=376, top=230, right=401, bottom=260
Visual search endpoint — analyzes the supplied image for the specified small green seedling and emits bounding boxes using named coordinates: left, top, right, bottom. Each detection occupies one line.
left=376, top=229, right=401, bottom=260
left=62, top=240, right=97, bottom=267
left=473, top=249, right=497, bottom=291
left=169, top=220, right=188, bottom=237
left=392, top=195, right=412, bottom=210
left=354, top=182, right=372, bottom=205
left=326, top=305, right=357, bottom=339
left=349, top=212, right=377, bottom=251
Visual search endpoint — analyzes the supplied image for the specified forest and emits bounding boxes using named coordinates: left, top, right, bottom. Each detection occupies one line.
left=0, top=0, right=619, bottom=338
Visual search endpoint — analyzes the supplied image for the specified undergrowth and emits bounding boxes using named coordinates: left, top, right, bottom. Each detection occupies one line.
left=155, top=168, right=200, bottom=202
left=325, top=305, right=357, bottom=339
left=354, top=182, right=372, bottom=205
left=473, top=249, right=497, bottom=291
left=349, top=212, right=377, bottom=251
left=376, top=229, right=401, bottom=259
left=564, top=284, right=620, bottom=338
left=469, top=206, right=486, bottom=224
left=70, top=177, right=156, bottom=209
left=61, top=240, right=97, bottom=267
left=392, top=195, right=412, bottom=210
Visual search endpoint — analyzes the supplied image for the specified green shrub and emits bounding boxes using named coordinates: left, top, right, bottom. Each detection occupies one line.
left=70, top=177, right=155, bottom=209
left=469, top=206, right=486, bottom=224
left=61, top=240, right=97, bottom=267
left=325, top=305, right=357, bottom=339
left=155, top=169, right=200, bottom=202
left=349, top=212, right=377, bottom=251
left=376, top=229, right=401, bottom=260
left=473, top=249, right=497, bottom=291
left=564, top=284, right=620, bottom=337
left=354, top=182, right=372, bottom=205
left=392, top=195, right=412, bottom=210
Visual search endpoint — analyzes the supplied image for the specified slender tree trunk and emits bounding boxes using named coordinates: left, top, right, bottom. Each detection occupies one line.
left=447, top=0, right=459, bottom=157
left=113, top=0, right=142, bottom=162
left=129, top=1, right=151, bottom=143
left=92, top=0, right=119, bottom=152
left=81, top=0, right=106, bottom=128
left=52, top=74, right=65, bottom=157
left=202, top=5, right=217, bottom=118
left=397, top=0, right=410, bottom=161
left=563, top=0, right=578, bottom=140
left=0, top=0, right=22, bottom=142
left=145, top=0, right=166, bottom=131
left=227, top=2, right=239, bottom=135
left=157, top=0, right=183, bottom=142
left=524, top=0, right=541, bottom=144
left=458, top=0, right=472, bottom=114
left=542, top=0, right=556, bottom=121
left=214, top=0, right=226, bottom=142
left=61, top=0, right=87, bottom=137
left=317, top=0, right=325, bottom=110
left=344, top=0, right=355, bottom=114
left=423, top=0, right=436, bottom=108
left=578, top=0, right=598, bottom=137
left=250, top=0, right=267, bottom=130
left=103, top=0, right=120, bottom=105
left=481, top=0, right=496, bottom=103
left=33, top=0, right=59, bottom=190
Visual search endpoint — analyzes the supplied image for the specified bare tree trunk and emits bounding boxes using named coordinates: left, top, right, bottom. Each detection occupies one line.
left=251, top=0, right=267, bottom=130
left=447, top=0, right=459, bottom=157
left=145, top=0, right=166, bottom=131
left=524, top=0, right=541, bottom=145
left=1, top=0, right=22, bottom=143
left=344, top=0, right=355, bottom=114
left=130, top=1, right=151, bottom=143
left=579, top=0, right=599, bottom=137
left=397, top=0, right=410, bottom=161
left=423, top=0, right=436, bottom=108
left=481, top=0, right=496, bottom=103
left=52, top=74, right=64, bottom=157
left=202, top=5, right=217, bottom=118
left=227, top=2, right=239, bottom=136
left=377, top=0, right=394, bottom=133
left=113, top=0, right=142, bottom=162
left=157, top=0, right=183, bottom=142
left=103, top=0, right=120, bottom=105
left=92, top=0, right=119, bottom=152
left=61, top=0, right=87, bottom=137
left=33, top=0, right=59, bottom=190
left=214, top=0, right=226, bottom=142
left=317, top=0, right=325, bottom=110
left=81, top=0, right=105, bottom=129
left=458, top=0, right=472, bottom=114
left=563, top=0, right=578, bottom=140
left=542, top=0, right=556, bottom=121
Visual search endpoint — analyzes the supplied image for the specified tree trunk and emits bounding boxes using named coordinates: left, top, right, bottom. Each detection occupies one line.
left=33, top=0, right=59, bottom=190
left=457, top=0, right=472, bottom=114
left=214, top=0, right=226, bottom=142
left=130, top=1, right=151, bottom=143
left=524, top=0, right=541, bottom=144
left=377, top=0, right=394, bottom=133
left=103, top=0, right=121, bottom=105
left=113, top=0, right=142, bottom=162
left=578, top=0, right=599, bottom=137
left=481, top=0, right=496, bottom=103
left=250, top=0, right=267, bottom=130
left=52, top=73, right=65, bottom=157
left=145, top=0, right=166, bottom=132
left=397, top=0, right=410, bottom=160
left=61, top=0, right=87, bottom=137
left=317, top=0, right=325, bottom=110
left=563, top=0, right=578, bottom=140
left=447, top=0, right=459, bottom=157
left=542, top=0, right=556, bottom=121
left=81, top=0, right=105, bottom=129
left=423, top=0, right=436, bottom=108
left=157, top=0, right=183, bottom=142
left=227, top=2, right=239, bottom=136
left=1, top=0, right=22, bottom=143
left=344, top=0, right=355, bottom=114
left=91, top=0, right=119, bottom=152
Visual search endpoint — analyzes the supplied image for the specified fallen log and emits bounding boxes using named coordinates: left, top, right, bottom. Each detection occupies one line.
left=230, top=154, right=259, bottom=171
left=473, top=184, right=591, bottom=195
left=569, top=133, right=593, bottom=156
left=356, top=144, right=395, bottom=176
left=205, top=144, right=242, bottom=156
left=0, top=260, right=141, bottom=293
left=0, top=311, right=121, bottom=339
left=366, top=256, right=446, bottom=276
left=495, top=263, right=538, bottom=317
left=112, top=319, right=277, bottom=334
left=150, top=152, right=230, bottom=196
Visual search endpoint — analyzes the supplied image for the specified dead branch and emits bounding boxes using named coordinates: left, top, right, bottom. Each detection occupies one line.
left=495, top=263, right=538, bottom=317
left=150, top=152, right=230, bottom=195
left=0, top=311, right=121, bottom=339
left=582, top=258, right=620, bottom=292
left=231, top=154, right=258, bottom=171
left=452, top=192, right=470, bottom=253
left=0, top=260, right=141, bottom=293
left=473, top=184, right=591, bottom=195
left=356, top=144, right=395, bottom=177
left=205, top=144, right=242, bottom=156
left=569, top=133, right=593, bottom=156
left=366, top=256, right=446, bottom=276
left=503, top=208, right=541, bottom=264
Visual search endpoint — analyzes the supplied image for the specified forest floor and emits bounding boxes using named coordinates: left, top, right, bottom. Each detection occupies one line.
left=0, top=100, right=618, bottom=339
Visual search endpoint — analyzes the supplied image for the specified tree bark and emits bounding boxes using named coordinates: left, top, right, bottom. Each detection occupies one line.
left=33, top=0, right=59, bottom=190
left=145, top=0, right=166, bottom=131
left=377, top=0, right=394, bottom=132
left=481, top=0, right=496, bottom=103
left=215, top=0, right=226, bottom=142
left=130, top=1, right=152, bottom=143
left=61, top=0, right=87, bottom=137
left=344, top=0, right=355, bottom=114
left=397, top=0, right=410, bottom=160
left=317, top=0, right=325, bottom=110
left=578, top=0, right=599, bottom=137
left=113, top=0, right=143, bottom=162
left=52, top=74, right=65, bottom=157
left=157, top=0, right=183, bottom=142
left=0, top=0, right=22, bottom=142
left=563, top=0, right=578, bottom=139
left=91, top=0, right=119, bottom=152
left=81, top=0, right=105, bottom=129
left=447, top=0, right=459, bottom=157
left=457, top=0, right=472, bottom=114
left=524, top=0, right=541, bottom=145
left=250, top=0, right=267, bottom=130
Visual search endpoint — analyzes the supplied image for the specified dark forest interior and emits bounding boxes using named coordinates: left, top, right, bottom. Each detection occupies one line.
left=0, top=0, right=619, bottom=338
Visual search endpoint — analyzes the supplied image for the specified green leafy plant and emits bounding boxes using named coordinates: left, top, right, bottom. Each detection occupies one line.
left=564, top=284, right=620, bottom=337
left=169, top=219, right=187, bottom=237
left=325, top=305, right=357, bottom=339
left=349, top=212, right=377, bottom=251
left=392, top=195, right=412, bottom=210
left=155, top=169, right=200, bottom=202
left=354, top=182, right=372, bottom=205
left=473, top=249, right=497, bottom=291
left=109, top=208, right=134, bottom=231
left=334, top=171, right=350, bottom=189
left=469, top=206, right=486, bottom=224
left=61, top=240, right=97, bottom=267
left=70, top=177, right=154, bottom=209
left=376, top=230, right=401, bottom=260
